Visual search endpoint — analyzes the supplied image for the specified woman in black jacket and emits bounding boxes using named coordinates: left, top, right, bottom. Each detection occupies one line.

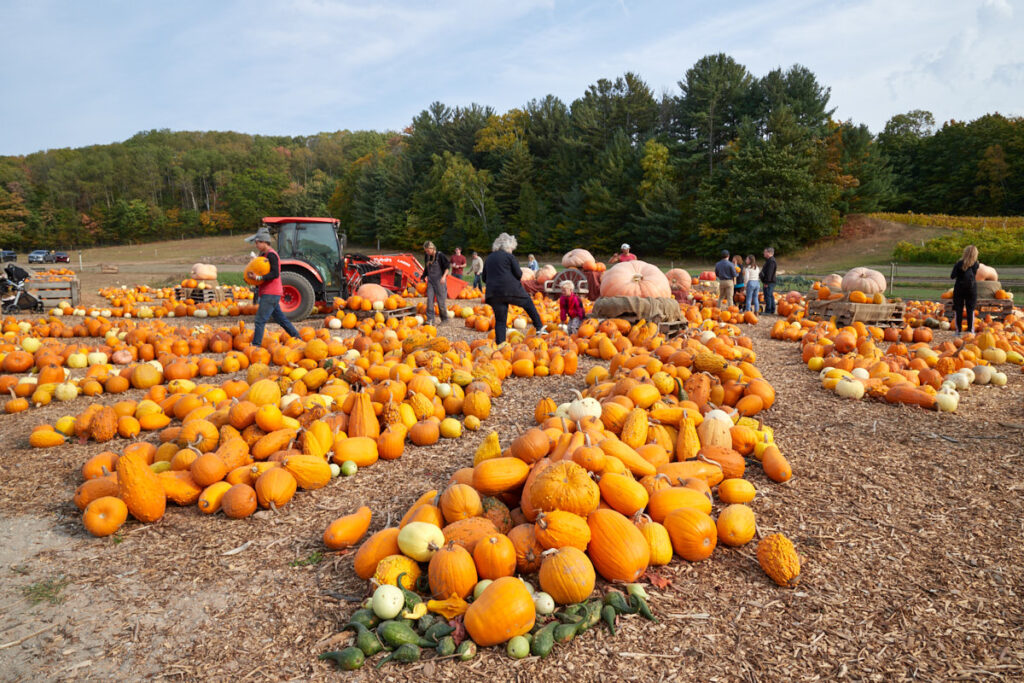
left=483, top=233, right=543, bottom=345
left=950, top=244, right=979, bottom=336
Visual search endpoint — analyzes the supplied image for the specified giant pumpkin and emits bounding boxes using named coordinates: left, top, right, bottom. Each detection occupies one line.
left=600, top=260, right=672, bottom=299
left=562, top=249, right=596, bottom=270
left=841, top=267, right=886, bottom=295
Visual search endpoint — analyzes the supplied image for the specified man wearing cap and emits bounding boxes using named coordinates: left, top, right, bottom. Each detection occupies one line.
left=245, top=228, right=300, bottom=346
left=610, top=244, right=637, bottom=264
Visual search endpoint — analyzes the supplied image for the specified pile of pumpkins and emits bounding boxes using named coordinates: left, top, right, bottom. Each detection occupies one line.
left=408, top=281, right=484, bottom=300
left=458, top=294, right=592, bottom=335
left=55, top=322, right=583, bottom=537
left=320, top=317, right=799, bottom=663
left=93, top=283, right=254, bottom=319
left=779, top=319, right=1022, bottom=410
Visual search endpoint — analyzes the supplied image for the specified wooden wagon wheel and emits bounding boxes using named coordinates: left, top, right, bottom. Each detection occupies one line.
left=551, top=268, right=589, bottom=295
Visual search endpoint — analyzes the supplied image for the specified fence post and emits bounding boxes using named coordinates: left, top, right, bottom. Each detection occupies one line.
left=889, top=262, right=895, bottom=295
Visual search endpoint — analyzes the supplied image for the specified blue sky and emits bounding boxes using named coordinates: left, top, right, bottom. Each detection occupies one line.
left=1, top=0, right=1022, bottom=156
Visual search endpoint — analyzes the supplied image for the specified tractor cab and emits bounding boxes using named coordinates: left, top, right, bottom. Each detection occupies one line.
left=261, top=217, right=345, bottom=321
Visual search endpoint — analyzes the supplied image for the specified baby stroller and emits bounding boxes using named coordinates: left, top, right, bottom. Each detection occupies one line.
left=1, top=264, right=43, bottom=314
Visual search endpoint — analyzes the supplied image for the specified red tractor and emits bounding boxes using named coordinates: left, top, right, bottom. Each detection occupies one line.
left=260, top=217, right=466, bottom=321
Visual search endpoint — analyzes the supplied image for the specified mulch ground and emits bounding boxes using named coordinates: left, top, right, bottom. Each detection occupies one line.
left=0, top=314, right=1022, bottom=681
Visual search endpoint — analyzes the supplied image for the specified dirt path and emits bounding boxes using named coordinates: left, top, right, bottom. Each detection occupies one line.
left=0, top=318, right=1021, bottom=681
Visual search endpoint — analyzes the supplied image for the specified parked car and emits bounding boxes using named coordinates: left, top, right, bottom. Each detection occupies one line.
left=28, top=250, right=55, bottom=264
left=0, top=250, right=16, bottom=262
left=53, top=252, right=70, bottom=263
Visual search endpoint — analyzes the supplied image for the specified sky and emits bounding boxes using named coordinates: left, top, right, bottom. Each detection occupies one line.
left=1, top=0, right=1022, bottom=156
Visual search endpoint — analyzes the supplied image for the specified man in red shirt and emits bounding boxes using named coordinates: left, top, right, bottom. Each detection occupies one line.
left=245, top=228, right=300, bottom=346
left=610, top=243, right=637, bottom=264
left=450, top=247, right=467, bottom=278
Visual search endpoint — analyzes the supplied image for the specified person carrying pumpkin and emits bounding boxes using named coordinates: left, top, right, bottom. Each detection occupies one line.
left=558, top=280, right=585, bottom=335
left=950, top=244, right=979, bottom=336
left=422, top=241, right=450, bottom=325
left=483, top=233, right=543, bottom=346
left=245, top=228, right=300, bottom=346
left=714, top=250, right=736, bottom=308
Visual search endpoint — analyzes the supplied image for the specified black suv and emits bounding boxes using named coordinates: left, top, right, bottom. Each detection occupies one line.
left=0, top=250, right=16, bottom=262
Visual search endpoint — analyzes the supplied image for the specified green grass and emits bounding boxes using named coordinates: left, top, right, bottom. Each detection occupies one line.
left=22, top=576, right=70, bottom=605
left=290, top=551, right=324, bottom=568
left=216, top=272, right=247, bottom=286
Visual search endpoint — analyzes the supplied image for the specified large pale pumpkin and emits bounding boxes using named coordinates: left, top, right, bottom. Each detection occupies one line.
left=976, top=263, right=998, bottom=282
left=355, top=283, right=389, bottom=303
left=665, top=268, right=692, bottom=291
left=841, top=267, right=886, bottom=295
left=536, top=265, right=557, bottom=283
left=600, top=260, right=672, bottom=298
left=562, top=249, right=596, bottom=270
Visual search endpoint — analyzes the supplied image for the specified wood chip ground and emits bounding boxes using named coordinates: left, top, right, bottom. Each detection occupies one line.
left=0, top=313, right=1022, bottom=681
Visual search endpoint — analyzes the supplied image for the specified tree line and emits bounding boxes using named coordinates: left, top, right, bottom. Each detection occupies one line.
left=0, top=54, right=1021, bottom=259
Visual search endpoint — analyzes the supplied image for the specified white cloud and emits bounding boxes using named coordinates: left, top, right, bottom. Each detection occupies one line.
left=1, top=0, right=1022, bottom=153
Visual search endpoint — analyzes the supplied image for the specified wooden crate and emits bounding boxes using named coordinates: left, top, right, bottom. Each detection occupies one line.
left=29, top=279, right=81, bottom=306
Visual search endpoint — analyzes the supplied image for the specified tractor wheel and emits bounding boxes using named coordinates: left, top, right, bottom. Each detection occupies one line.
left=280, top=271, right=316, bottom=322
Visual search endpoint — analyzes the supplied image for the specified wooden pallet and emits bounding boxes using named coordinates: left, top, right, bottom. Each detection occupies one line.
left=174, top=286, right=224, bottom=303
left=944, top=298, right=1014, bottom=318
left=354, top=305, right=416, bottom=319
left=658, top=319, right=688, bottom=338
left=808, top=299, right=905, bottom=326
left=29, top=279, right=81, bottom=306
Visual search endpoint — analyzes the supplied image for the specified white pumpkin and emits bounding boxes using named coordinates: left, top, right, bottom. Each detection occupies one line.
left=327, top=317, right=342, bottom=329
left=54, top=382, right=79, bottom=402
left=835, top=377, right=865, bottom=400
left=533, top=592, right=556, bottom=615
left=566, top=391, right=601, bottom=422
left=371, top=585, right=405, bottom=619
left=703, top=408, right=734, bottom=426
left=86, top=352, right=108, bottom=366
left=935, top=391, right=959, bottom=413
left=991, top=371, right=1007, bottom=386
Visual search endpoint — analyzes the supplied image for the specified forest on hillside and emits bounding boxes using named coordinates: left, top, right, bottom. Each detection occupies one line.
left=0, top=54, right=1021, bottom=258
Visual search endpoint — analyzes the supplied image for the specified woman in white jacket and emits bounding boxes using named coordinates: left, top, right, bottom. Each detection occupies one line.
left=742, top=255, right=761, bottom=313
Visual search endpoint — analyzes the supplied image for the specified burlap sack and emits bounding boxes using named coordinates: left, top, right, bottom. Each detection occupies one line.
left=591, top=296, right=683, bottom=322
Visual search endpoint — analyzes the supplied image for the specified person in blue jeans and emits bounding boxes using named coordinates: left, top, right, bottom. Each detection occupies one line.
left=245, top=228, right=300, bottom=346
left=760, top=247, right=778, bottom=314
left=742, top=255, right=761, bottom=313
